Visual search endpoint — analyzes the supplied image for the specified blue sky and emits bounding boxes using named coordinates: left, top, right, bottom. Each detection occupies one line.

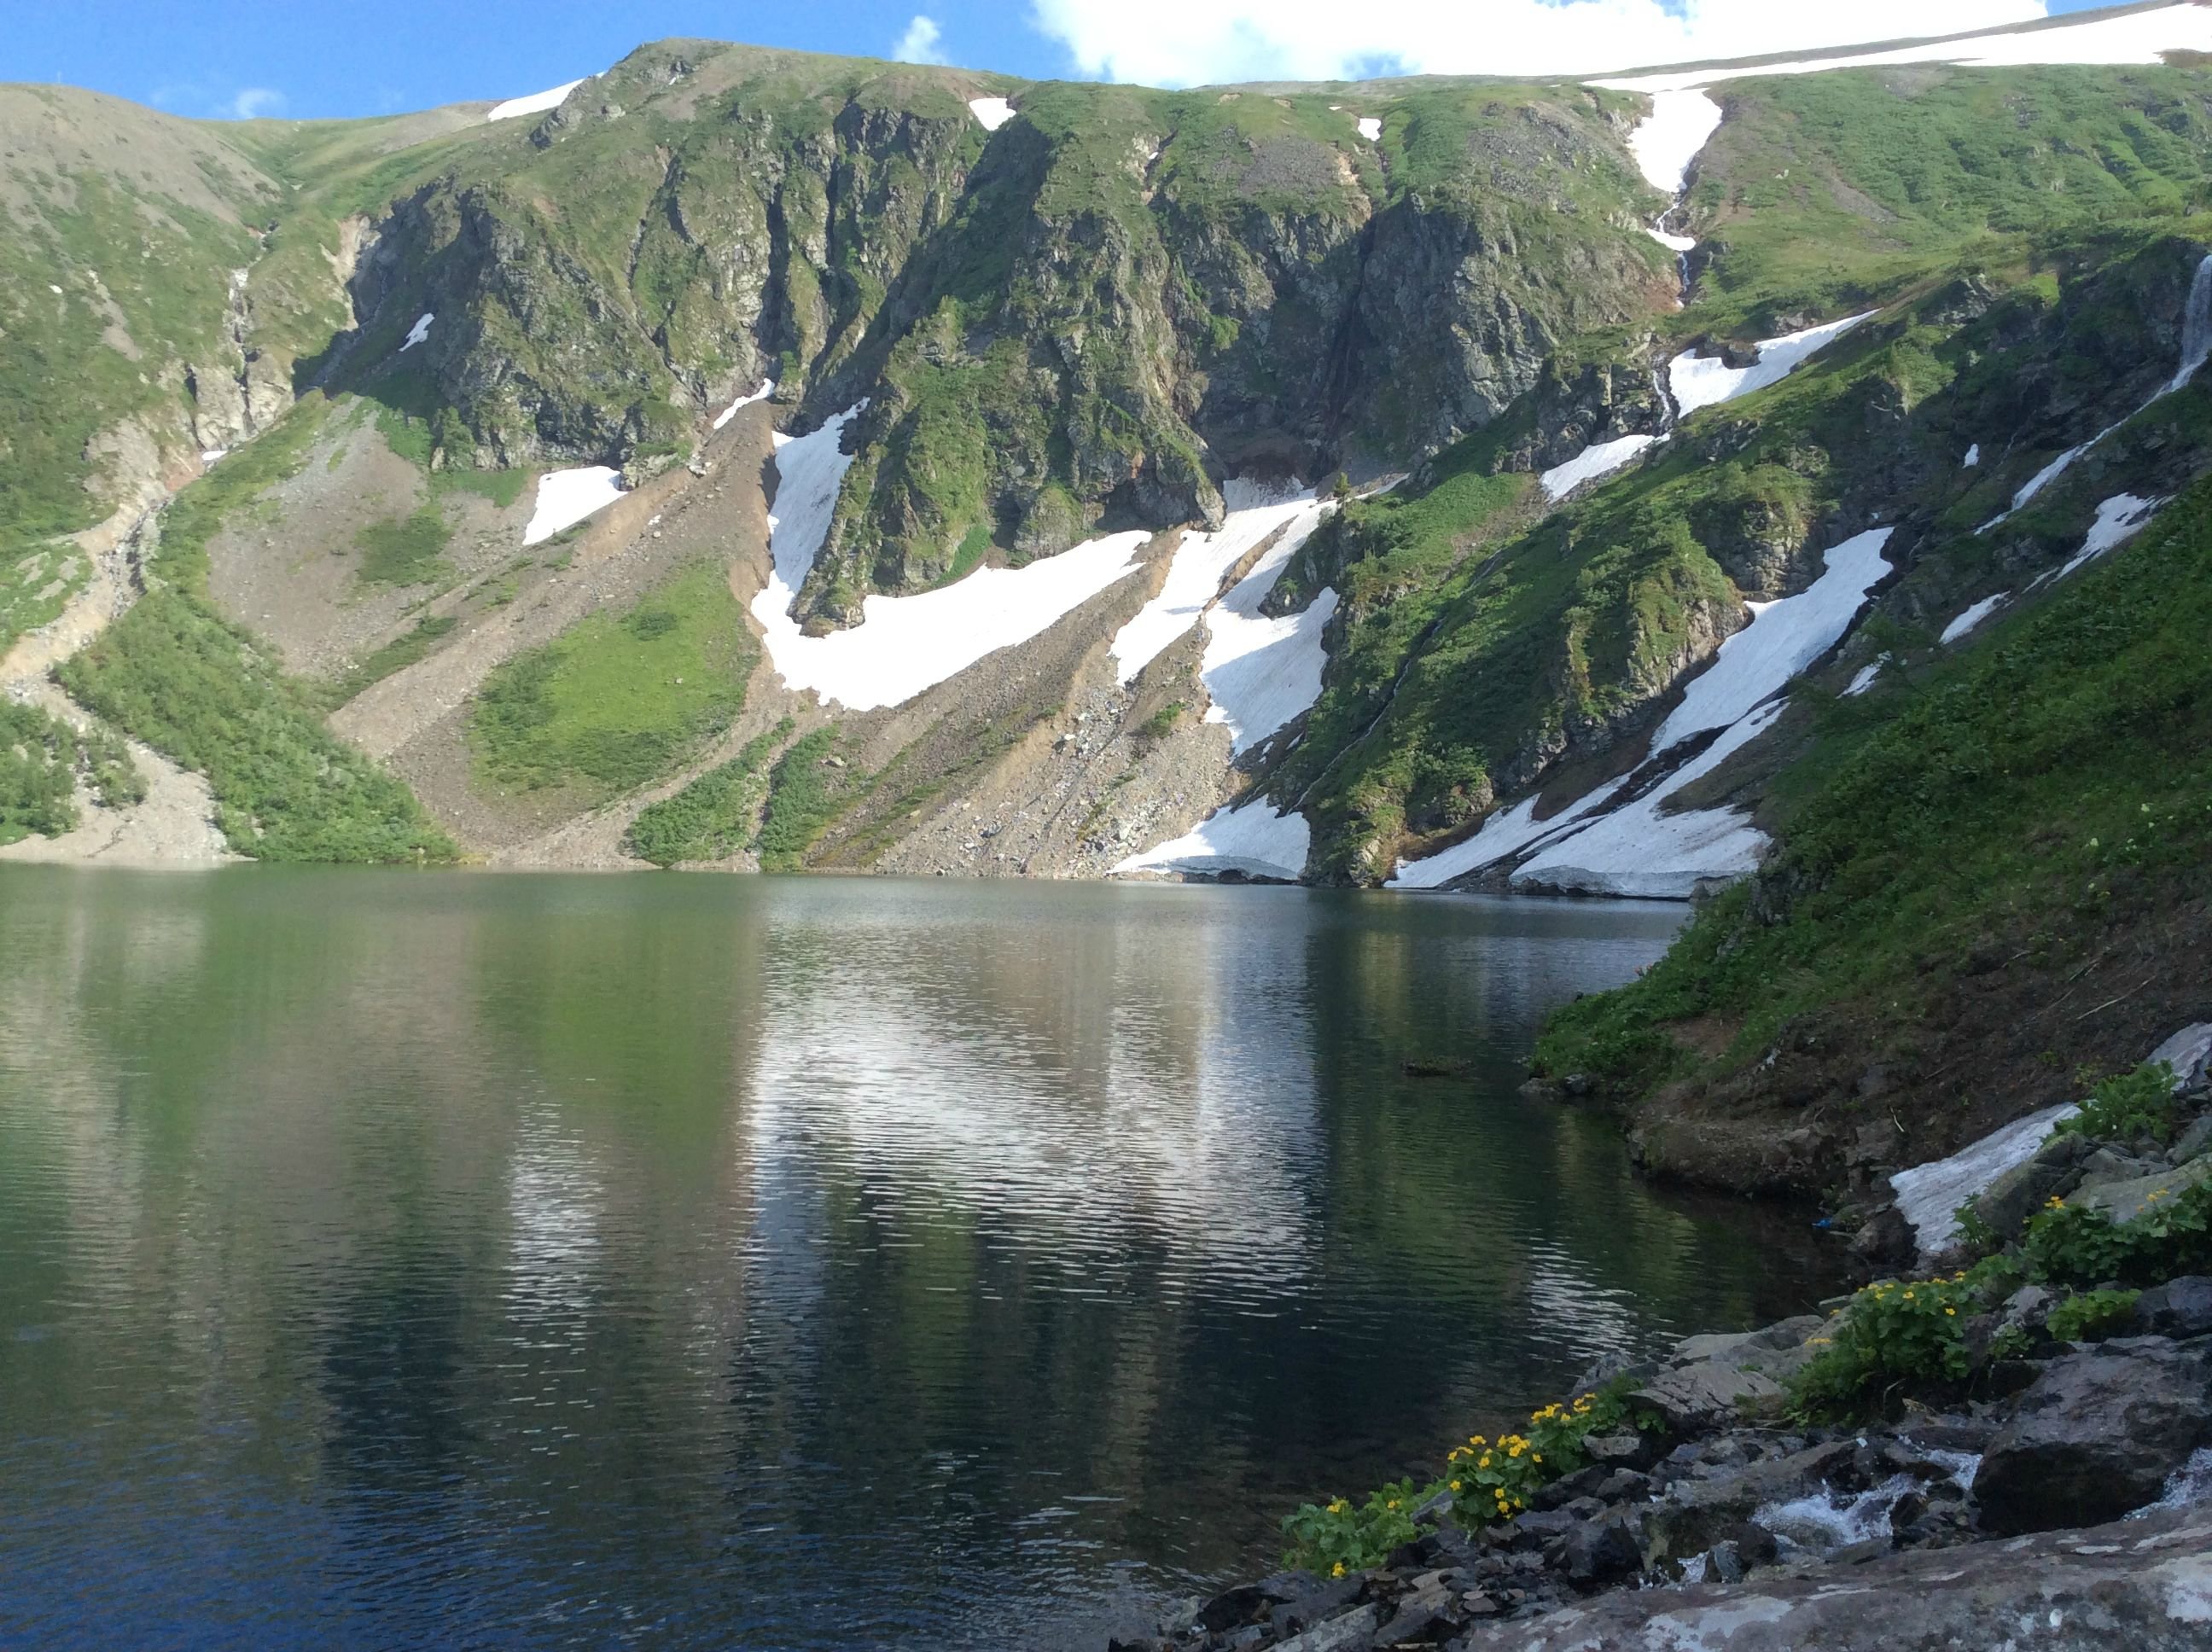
left=0, top=0, right=2124, bottom=121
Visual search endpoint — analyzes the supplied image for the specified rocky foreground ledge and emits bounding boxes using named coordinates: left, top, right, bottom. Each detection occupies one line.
left=1117, top=1317, right=2212, bottom=1652
left=1114, top=1029, right=2212, bottom=1651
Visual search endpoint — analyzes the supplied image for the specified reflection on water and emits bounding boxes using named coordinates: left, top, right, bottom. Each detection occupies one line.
left=0, top=866, right=1843, bottom=1649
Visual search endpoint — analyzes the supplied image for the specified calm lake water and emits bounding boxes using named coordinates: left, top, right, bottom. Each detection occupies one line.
left=0, top=865, right=1843, bottom=1649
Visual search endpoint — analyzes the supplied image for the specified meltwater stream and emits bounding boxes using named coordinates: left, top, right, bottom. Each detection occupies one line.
left=0, top=866, right=1844, bottom=1649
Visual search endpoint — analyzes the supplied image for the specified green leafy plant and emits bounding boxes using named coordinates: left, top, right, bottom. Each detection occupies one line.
left=2056, top=1062, right=2179, bottom=1146
left=2023, top=1179, right=2212, bottom=1288
left=1443, top=1388, right=1644, bottom=1527
left=2047, top=1289, right=2141, bottom=1342
left=1787, top=1273, right=1980, bottom=1420
left=1281, top=1480, right=1427, bottom=1577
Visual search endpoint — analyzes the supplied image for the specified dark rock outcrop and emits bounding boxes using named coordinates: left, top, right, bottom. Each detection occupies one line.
left=1973, top=1339, right=2212, bottom=1535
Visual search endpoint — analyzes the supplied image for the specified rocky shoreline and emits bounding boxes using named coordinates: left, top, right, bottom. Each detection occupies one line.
left=1113, top=1027, right=2212, bottom=1651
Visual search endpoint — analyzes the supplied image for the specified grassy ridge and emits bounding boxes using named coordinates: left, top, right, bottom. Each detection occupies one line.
left=56, top=398, right=457, bottom=864
left=1691, top=67, right=2212, bottom=333
left=1536, top=470, right=2212, bottom=1091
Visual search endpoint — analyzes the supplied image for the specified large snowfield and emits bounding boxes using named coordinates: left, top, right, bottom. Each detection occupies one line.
left=752, top=410, right=1150, bottom=712
left=1109, top=486, right=1341, bottom=871
left=1110, top=486, right=1324, bottom=683
left=1512, top=703, right=1784, bottom=899
left=1391, top=529, right=1892, bottom=893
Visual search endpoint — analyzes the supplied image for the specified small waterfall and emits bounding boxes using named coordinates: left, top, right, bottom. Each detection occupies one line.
left=2171, top=253, right=2212, bottom=393
left=1983, top=252, right=2212, bottom=533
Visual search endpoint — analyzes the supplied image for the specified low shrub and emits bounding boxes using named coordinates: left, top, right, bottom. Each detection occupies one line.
left=1786, top=1273, right=1979, bottom=1421
left=2055, top=1062, right=2180, bottom=1146
left=1281, top=1480, right=1424, bottom=1576
left=2022, top=1179, right=2212, bottom=1288
left=1444, top=1389, right=1643, bottom=1527
left=2047, top=1289, right=2141, bottom=1342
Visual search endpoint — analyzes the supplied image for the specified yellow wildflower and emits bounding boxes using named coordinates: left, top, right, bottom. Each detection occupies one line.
left=1332, top=1562, right=1346, bottom=1579
left=1451, top=1480, right=1463, bottom=1492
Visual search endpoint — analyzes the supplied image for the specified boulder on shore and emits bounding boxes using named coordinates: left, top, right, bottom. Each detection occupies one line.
left=1973, top=1337, right=2212, bottom=1535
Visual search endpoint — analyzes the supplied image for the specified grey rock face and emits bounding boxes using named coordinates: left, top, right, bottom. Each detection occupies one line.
left=2075, top=1158, right=2212, bottom=1224
left=1452, top=1507, right=2212, bottom=1650
left=2137, top=1278, right=2212, bottom=1341
left=1974, top=1338, right=2212, bottom=1534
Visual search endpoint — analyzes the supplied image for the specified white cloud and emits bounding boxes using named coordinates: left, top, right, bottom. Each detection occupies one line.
left=1027, top=0, right=2051, bottom=87
left=894, top=15, right=952, bottom=65
left=222, top=87, right=287, bottom=119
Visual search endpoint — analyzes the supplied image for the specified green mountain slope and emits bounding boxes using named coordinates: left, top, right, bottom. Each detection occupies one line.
left=1534, top=462, right=2212, bottom=1202
left=5, top=37, right=2212, bottom=899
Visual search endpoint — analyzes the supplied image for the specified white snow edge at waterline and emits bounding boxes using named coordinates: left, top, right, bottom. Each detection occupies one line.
left=1389, top=529, right=1893, bottom=893
left=1113, top=798, right=1311, bottom=881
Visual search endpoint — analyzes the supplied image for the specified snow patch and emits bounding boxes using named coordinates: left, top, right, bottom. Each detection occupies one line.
left=1540, top=433, right=1659, bottom=502
left=199, top=448, right=229, bottom=466
left=2033, top=493, right=2162, bottom=588
left=1627, top=89, right=1723, bottom=195
left=969, top=96, right=1016, bottom=132
left=487, top=78, right=589, bottom=122
left=522, top=465, right=625, bottom=546
left=1644, top=226, right=1698, bottom=254
left=1511, top=703, right=1782, bottom=899
left=399, top=312, right=433, bottom=352
left=712, top=379, right=776, bottom=431
left=1114, top=797, right=1310, bottom=881
left=1650, top=528, right=1893, bottom=754
left=1668, top=313, right=1876, bottom=420
left=752, top=406, right=1150, bottom=712
left=1963, top=443, right=1981, bottom=468
left=1939, top=592, right=2008, bottom=644
left=1891, top=1101, right=2081, bottom=1256
left=1842, top=656, right=1887, bottom=697
left=1356, top=115, right=1382, bottom=143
